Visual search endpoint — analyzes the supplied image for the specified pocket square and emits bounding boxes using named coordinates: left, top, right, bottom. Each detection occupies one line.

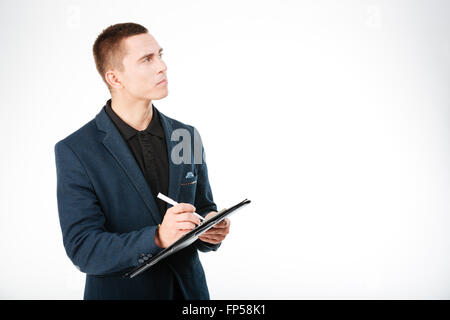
left=185, top=171, right=195, bottom=179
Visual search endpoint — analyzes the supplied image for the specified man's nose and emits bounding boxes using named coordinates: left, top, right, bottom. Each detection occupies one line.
left=157, top=56, right=167, bottom=72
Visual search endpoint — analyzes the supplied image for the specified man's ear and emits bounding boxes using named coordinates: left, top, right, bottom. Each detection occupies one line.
left=105, top=70, right=123, bottom=89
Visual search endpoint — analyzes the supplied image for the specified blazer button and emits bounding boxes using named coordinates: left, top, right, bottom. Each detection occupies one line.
left=143, top=256, right=149, bottom=261
left=147, top=253, right=153, bottom=258
left=138, top=258, right=144, bottom=264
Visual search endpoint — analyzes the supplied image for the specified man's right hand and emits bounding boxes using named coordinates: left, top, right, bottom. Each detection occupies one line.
left=155, top=203, right=200, bottom=248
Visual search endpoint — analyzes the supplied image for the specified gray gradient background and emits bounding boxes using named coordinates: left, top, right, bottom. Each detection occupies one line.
left=0, top=0, right=449, bottom=299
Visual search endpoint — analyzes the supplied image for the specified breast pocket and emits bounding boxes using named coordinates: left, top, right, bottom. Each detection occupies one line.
left=178, top=173, right=198, bottom=204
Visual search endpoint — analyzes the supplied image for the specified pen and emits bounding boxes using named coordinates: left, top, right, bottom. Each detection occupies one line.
left=157, top=192, right=205, bottom=222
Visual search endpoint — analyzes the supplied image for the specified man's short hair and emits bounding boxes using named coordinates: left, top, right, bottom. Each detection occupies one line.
left=93, top=22, right=148, bottom=90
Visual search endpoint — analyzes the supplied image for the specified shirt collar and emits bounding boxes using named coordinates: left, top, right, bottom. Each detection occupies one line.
left=104, top=99, right=165, bottom=140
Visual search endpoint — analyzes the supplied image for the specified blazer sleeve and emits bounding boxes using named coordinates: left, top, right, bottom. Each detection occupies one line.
left=191, top=128, right=222, bottom=253
left=54, top=141, right=163, bottom=276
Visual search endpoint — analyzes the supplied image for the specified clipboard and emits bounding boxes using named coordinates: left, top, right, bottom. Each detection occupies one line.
left=124, top=198, right=251, bottom=279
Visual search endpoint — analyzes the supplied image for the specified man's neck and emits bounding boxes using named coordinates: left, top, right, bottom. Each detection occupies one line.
left=110, top=95, right=153, bottom=131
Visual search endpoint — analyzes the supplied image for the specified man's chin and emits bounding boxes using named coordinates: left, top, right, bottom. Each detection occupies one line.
left=150, top=90, right=168, bottom=100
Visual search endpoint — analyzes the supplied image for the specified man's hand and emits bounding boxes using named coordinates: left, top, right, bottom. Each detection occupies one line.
left=198, top=211, right=231, bottom=245
left=155, top=203, right=200, bottom=248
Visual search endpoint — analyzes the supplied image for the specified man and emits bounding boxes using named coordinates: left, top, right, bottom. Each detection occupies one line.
left=54, top=22, right=230, bottom=300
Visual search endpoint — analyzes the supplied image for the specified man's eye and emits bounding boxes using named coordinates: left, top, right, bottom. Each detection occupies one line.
left=144, top=53, right=163, bottom=62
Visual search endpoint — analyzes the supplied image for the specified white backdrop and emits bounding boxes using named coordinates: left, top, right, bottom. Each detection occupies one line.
left=0, top=0, right=449, bottom=299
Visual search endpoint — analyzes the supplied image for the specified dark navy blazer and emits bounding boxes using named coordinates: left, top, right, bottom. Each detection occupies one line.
left=54, top=104, right=220, bottom=300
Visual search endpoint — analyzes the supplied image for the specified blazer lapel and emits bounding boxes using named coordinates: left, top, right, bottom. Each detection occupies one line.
left=95, top=108, right=162, bottom=224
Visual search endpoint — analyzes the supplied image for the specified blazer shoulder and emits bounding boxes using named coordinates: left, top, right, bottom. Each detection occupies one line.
left=54, top=118, right=99, bottom=153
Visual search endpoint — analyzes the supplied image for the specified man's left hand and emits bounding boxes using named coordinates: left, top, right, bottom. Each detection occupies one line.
left=198, top=211, right=230, bottom=245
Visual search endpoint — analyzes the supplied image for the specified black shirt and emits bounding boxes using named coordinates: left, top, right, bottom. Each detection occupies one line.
left=104, top=99, right=169, bottom=218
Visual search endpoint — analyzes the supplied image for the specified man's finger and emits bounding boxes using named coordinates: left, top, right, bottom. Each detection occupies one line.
left=202, top=228, right=228, bottom=236
left=199, top=235, right=222, bottom=243
left=214, top=219, right=230, bottom=228
left=169, top=203, right=196, bottom=215
left=176, top=212, right=200, bottom=225
left=177, top=221, right=196, bottom=230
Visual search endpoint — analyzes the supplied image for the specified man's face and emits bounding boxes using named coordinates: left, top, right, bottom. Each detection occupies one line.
left=115, top=33, right=168, bottom=100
